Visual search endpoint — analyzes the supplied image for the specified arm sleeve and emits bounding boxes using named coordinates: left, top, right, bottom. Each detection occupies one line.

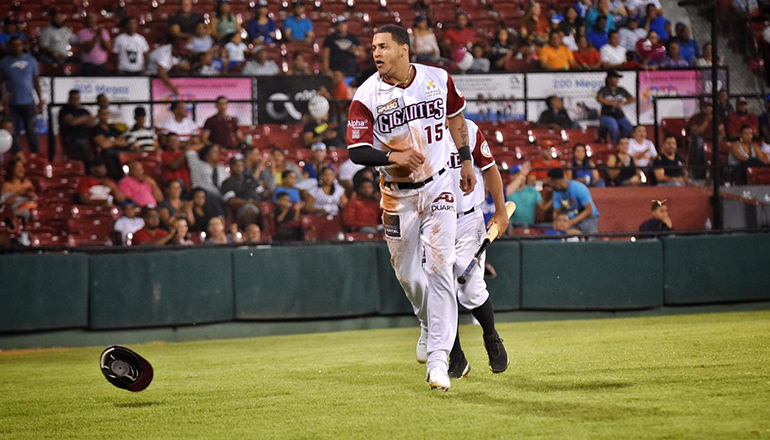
left=471, top=128, right=495, bottom=170
left=346, top=99, right=375, bottom=148
left=446, top=73, right=466, bottom=117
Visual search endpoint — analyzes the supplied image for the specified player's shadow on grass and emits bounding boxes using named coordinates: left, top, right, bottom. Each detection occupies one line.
left=508, top=376, right=634, bottom=392
left=113, top=401, right=163, bottom=408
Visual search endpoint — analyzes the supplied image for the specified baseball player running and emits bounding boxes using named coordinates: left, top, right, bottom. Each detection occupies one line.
left=346, top=24, right=476, bottom=390
left=447, top=119, right=510, bottom=379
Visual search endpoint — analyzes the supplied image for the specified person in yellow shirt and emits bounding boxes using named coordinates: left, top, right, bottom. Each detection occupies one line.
left=540, top=31, right=580, bottom=71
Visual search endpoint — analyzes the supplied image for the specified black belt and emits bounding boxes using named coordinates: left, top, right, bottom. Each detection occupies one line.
left=385, top=168, right=446, bottom=190
left=457, top=207, right=476, bottom=218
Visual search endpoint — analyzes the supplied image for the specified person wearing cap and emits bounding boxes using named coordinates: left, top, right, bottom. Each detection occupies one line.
left=639, top=199, right=673, bottom=233
left=597, top=70, right=634, bottom=144
left=505, top=162, right=546, bottom=227
left=283, top=2, right=315, bottom=44
left=210, top=0, right=242, bottom=40
left=303, top=142, right=335, bottom=179
left=38, top=8, right=79, bottom=65
left=168, top=0, right=204, bottom=40
left=242, top=46, right=280, bottom=75
left=219, top=154, right=265, bottom=228
left=0, top=37, right=43, bottom=156
left=113, top=17, right=150, bottom=75
left=146, top=39, right=191, bottom=96
left=322, top=15, right=362, bottom=78
left=531, top=140, right=563, bottom=181
left=619, top=16, right=647, bottom=53
left=726, top=97, right=759, bottom=141
left=203, top=96, right=245, bottom=151
left=544, top=167, right=600, bottom=234
left=124, top=107, right=158, bottom=152
left=247, top=1, right=277, bottom=44
left=540, top=30, right=580, bottom=71
left=113, top=199, right=145, bottom=244
left=411, top=15, right=440, bottom=63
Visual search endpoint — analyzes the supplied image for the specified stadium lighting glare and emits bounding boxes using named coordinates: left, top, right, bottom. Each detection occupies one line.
left=640, top=171, right=647, bottom=184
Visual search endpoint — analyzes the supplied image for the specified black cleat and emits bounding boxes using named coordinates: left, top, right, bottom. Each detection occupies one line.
left=483, top=332, right=509, bottom=373
left=448, top=350, right=471, bottom=379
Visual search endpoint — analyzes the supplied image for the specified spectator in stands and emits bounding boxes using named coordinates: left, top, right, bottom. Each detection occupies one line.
left=159, top=101, right=203, bottom=147
left=286, top=52, right=311, bottom=75
left=59, top=89, right=95, bottom=168
left=338, top=158, right=365, bottom=192
left=220, top=155, right=264, bottom=228
left=733, top=0, right=759, bottom=17
left=639, top=199, right=673, bottom=232
left=0, top=37, right=43, bottom=155
left=628, top=125, right=658, bottom=169
left=124, top=107, right=158, bottom=152
left=716, top=88, right=734, bottom=121
left=726, top=97, right=759, bottom=141
left=160, top=133, right=191, bottom=188
left=38, top=8, right=78, bottom=66
left=342, top=178, right=381, bottom=233
left=619, top=16, right=646, bottom=53
left=672, top=23, right=699, bottom=64
left=729, top=125, right=766, bottom=183
left=559, top=6, right=584, bottom=38
left=114, top=200, right=144, bottom=244
left=307, top=166, right=347, bottom=216
left=545, top=168, right=600, bottom=234
left=225, top=33, right=248, bottom=71
left=210, top=0, right=242, bottom=40
left=688, top=98, right=717, bottom=179
left=283, top=1, right=314, bottom=44
left=119, top=161, right=164, bottom=207
left=653, top=135, right=687, bottom=186
left=242, top=46, right=280, bottom=76
left=468, top=44, right=490, bottom=73
left=303, top=105, right=339, bottom=149
left=569, top=143, right=603, bottom=187
left=244, top=222, right=261, bottom=243
left=544, top=212, right=582, bottom=237
left=642, top=3, right=670, bottom=41
left=169, top=0, right=204, bottom=40
left=169, top=217, right=194, bottom=245
left=189, top=187, right=214, bottom=232
left=132, top=207, right=176, bottom=245
left=274, top=192, right=303, bottom=241
left=531, top=140, right=562, bottom=181
left=0, top=19, right=25, bottom=54
left=302, top=142, right=330, bottom=179
left=185, top=143, right=229, bottom=215
left=77, top=13, right=111, bottom=76
left=159, top=179, right=193, bottom=228
left=600, top=30, right=626, bottom=68
left=597, top=70, right=634, bottom=144
left=248, top=0, right=278, bottom=44
left=205, top=216, right=239, bottom=244
left=444, top=11, right=476, bottom=52
left=661, top=41, right=690, bottom=67
left=505, top=163, right=545, bottom=226
left=574, top=0, right=591, bottom=18
left=537, top=95, right=578, bottom=129
left=521, top=2, right=550, bottom=47
left=113, top=17, right=150, bottom=76
left=411, top=15, right=440, bottom=63
left=624, top=0, right=662, bottom=16
left=196, top=48, right=226, bottom=76
left=188, top=22, right=214, bottom=55
left=573, top=35, right=602, bottom=69
left=586, top=15, right=609, bottom=50
left=540, top=31, right=579, bottom=71
left=636, top=30, right=666, bottom=68
left=91, top=107, right=133, bottom=180
left=1, top=157, right=37, bottom=221
left=147, top=38, right=191, bottom=96
left=259, top=147, right=303, bottom=193
left=696, top=42, right=722, bottom=68
left=586, top=0, right=616, bottom=34
left=606, top=136, right=642, bottom=186
left=323, top=16, right=361, bottom=79
left=204, top=96, right=244, bottom=151
left=759, top=95, right=770, bottom=143
left=489, top=28, right=518, bottom=72
left=274, top=169, right=303, bottom=203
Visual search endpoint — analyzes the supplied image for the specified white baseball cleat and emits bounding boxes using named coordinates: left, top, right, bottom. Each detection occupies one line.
left=427, top=367, right=451, bottom=391
left=416, top=332, right=428, bottom=364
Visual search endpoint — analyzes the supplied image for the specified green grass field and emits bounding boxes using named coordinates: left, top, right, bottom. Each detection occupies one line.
left=1, top=311, right=769, bottom=439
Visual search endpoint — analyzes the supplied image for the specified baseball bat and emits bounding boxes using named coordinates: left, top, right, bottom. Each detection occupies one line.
left=457, top=201, right=517, bottom=285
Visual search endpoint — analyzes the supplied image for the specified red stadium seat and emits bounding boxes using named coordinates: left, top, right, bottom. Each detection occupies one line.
left=66, top=218, right=114, bottom=240
left=747, top=167, right=770, bottom=185
left=301, top=214, right=344, bottom=242
left=29, top=233, right=65, bottom=247
left=66, top=234, right=113, bottom=247
left=70, top=205, right=121, bottom=220
left=344, top=232, right=384, bottom=242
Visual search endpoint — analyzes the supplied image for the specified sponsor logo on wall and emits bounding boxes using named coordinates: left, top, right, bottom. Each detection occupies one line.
left=256, top=75, right=332, bottom=124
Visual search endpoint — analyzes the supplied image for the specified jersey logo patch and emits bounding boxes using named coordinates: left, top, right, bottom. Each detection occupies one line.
left=383, top=212, right=401, bottom=239
left=480, top=140, right=492, bottom=158
left=348, top=119, right=369, bottom=141
left=425, top=80, right=440, bottom=97
left=377, top=98, right=399, bottom=114
left=376, top=98, right=445, bottom=134
left=431, top=191, right=456, bottom=213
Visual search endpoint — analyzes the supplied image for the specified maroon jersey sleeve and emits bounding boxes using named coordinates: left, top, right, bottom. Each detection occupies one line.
left=446, top=74, right=466, bottom=117
left=471, top=128, right=496, bottom=170
left=346, top=100, right=375, bottom=148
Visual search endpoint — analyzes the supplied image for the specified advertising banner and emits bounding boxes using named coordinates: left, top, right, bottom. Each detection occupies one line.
left=452, top=73, right=526, bottom=122
left=151, top=77, right=253, bottom=127
left=526, top=71, right=637, bottom=126
left=638, top=68, right=728, bottom=123
left=51, top=76, right=150, bottom=134
left=255, top=75, right=332, bottom=124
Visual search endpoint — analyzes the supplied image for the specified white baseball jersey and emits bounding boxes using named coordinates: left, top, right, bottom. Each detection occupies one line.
left=449, top=120, right=495, bottom=213
left=346, top=63, right=466, bottom=184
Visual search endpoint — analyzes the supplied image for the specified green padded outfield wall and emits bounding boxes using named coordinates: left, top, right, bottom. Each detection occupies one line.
left=521, top=240, right=664, bottom=310
left=0, top=254, right=89, bottom=332
left=88, top=249, right=234, bottom=329
left=663, top=234, right=770, bottom=304
left=233, top=244, right=380, bottom=319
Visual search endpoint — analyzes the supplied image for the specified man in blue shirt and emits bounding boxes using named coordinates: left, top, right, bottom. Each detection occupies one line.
left=0, top=37, right=43, bottom=155
left=587, top=15, right=610, bottom=50
left=643, top=4, right=670, bottom=41
left=545, top=168, right=600, bottom=234
left=283, top=2, right=315, bottom=44
left=673, top=23, right=700, bottom=64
